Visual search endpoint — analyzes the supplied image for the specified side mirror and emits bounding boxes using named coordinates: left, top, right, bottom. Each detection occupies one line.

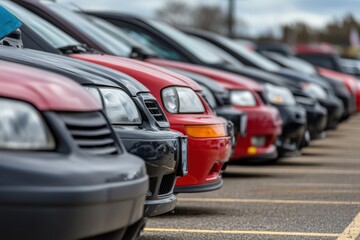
left=129, top=46, right=159, bottom=60
left=0, top=28, right=23, bottom=48
left=0, top=6, right=22, bottom=40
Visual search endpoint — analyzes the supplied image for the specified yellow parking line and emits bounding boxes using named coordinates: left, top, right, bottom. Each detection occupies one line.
left=269, top=183, right=360, bottom=188
left=227, top=167, right=360, bottom=175
left=337, top=211, right=360, bottom=240
left=144, top=228, right=339, bottom=237
left=178, top=197, right=360, bottom=205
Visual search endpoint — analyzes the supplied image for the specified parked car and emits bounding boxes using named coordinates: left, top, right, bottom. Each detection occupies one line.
left=0, top=59, right=148, bottom=240
left=5, top=1, right=232, bottom=193
left=160, top=62, right=284, bottom=160
left=258, top=42, right=360, bottom=113
left=261, top=51, right=357, bottom=119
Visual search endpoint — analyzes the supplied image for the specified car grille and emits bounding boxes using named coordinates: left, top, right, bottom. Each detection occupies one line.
left=59, top=111, right=119, bottom=156
left=159, top=173, right=176, bottom=195
left=144, top=100, right=167, bottom=122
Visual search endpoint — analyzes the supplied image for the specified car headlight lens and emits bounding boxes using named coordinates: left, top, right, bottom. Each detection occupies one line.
left=162, top=87, right=205, bottom=113
left=99, top=88, right=142, bottom=124
left=230, top=90, right=257, bottom=107
left=199, top=85, right=217, bottom=108
left=264, top=84, right=296, bottom=106
left=356, top=80, right=360, bottom=90
left=302, top=83, right=327, bottom=100
left=0, top=98, right=55, bottom=150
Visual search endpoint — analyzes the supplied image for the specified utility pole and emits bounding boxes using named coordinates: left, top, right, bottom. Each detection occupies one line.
left=227, top=0, right=235, bottom=38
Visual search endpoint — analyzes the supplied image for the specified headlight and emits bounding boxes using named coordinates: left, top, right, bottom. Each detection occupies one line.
left=99, top=88, right=142, bottom=124
left=162, top=87, right=205, bottom=113
left=0, top=98, right=55, bottom=150
left=199, top=85, right=217, bottom=108
left=356, top=81, right=360, bottom=90
left=302, top=83, right=327, bottom=100
left=264, top=84, right=296, bottom=106
left=230, top=90, right=257, bottom=107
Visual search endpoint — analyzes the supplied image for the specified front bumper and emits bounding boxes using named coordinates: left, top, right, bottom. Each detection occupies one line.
left=300, top=102, right=328, bottom=139
left=336, top=91, right=356, bottom=119
left=230, top=105, right=282, bottom=162
left=174, top=136, right=231, bottom=193
left=0, top=151, right=148, bottom=240
left=276, top=104, right=307, bottom=154
left=319, top=98, right=344, bottom=129
left=116, top=128, right=186, bottom=217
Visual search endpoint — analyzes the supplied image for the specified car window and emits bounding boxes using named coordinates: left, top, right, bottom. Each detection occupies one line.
left=216, top=35, right=281, bottom=72
left=0, top=1, right=79, bottom=49
left=41, top=1, right=132, bottom=57
left=148, top=20, right=225, bottom=65
left=190, top=35, right=244, bottom=68
left=298, top=55, right=336, bottom=70
left=120, top=26, right=185, bottom=61
left=265, top=52, right=317, bottom=75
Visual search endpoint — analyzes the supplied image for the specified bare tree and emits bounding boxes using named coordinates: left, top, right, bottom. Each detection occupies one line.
left=156, top=1, right=246, bottom=36
left=156, top=1, right=192, bottom=27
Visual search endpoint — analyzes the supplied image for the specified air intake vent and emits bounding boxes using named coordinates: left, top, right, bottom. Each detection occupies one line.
left=59, top=112, right=119, bottom=156
left=144, top=100, right=167, bottom=122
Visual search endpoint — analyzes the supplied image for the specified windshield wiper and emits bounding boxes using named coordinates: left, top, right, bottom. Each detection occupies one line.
left=58, top=43, right=99, bottom=54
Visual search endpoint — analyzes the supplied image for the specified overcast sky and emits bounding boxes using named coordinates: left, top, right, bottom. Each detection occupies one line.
left=59, top=0, right=360, bottom=37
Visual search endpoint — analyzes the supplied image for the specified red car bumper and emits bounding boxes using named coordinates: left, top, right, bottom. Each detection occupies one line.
left=231, top=105, right=282, bottom=161
left=170, top=122, right=231, bottom=193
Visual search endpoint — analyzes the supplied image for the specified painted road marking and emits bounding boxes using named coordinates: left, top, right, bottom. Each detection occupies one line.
left=337, top=211, right=360, bottom=240
left=178, top=198, right=360, bottom=205
left=227, top=167, right=360, bottom=175
left=252, top=189, right=360, bottom=194
left=144, top=228, right=339, bottom=237
left=269, top=182, right=360, bottom=188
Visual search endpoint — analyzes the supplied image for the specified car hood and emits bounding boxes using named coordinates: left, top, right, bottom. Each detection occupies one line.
left=165, top=67, right=228, bottom=94
left=0, top=47, right=149, bottom=96
left=0, top=60, right=100, bottom=111
left=146, top=58, right=263, bottom=92
left=275, top=68, right=332, bottom=89
left=72, top=54, right=202, bottom=91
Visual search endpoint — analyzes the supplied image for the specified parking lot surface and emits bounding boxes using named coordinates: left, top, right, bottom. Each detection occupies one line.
left=140, top=114, right=360, bottom=240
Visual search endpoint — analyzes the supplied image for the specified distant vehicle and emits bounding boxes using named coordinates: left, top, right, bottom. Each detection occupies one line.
left=261, top=51, right=357, bottom=118
left=0, top=59, right=148, bottom=240
left=258, top=42, right=360, bottom=113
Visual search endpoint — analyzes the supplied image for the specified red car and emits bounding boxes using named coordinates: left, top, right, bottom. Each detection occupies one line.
left=318, top=67, right=360, bottom=112
left=73, top=54, right=232, bottom=193
left=145, top=58, right=283, bottom=161
left=0, top=60, right=148, bottom=240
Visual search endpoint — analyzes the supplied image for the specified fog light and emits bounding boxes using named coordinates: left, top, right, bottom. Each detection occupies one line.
left=185, top=124, right=227, bottom=138
left=251, top=136, right=266, bottom=147
left=247, top=146, right=257, bottom=155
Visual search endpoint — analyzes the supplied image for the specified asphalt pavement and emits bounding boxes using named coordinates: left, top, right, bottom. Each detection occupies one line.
left=140, top=114, right=360, bottom=240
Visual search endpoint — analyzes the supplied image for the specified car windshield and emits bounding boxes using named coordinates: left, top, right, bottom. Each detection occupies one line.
left=148, top=20, right=225, bottom=65
left=0, top=1, right=79, bottom=49
left=190, top=35, right=244, bottom=69
left=42, top=1, right=132, bottom=57
left=265, top=52, right=317, bottom=75
left=216, top=35, right=281, bottom=72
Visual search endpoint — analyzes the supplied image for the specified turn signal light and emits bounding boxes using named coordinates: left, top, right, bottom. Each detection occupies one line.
left=185, top=124, right=227, bottom=138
